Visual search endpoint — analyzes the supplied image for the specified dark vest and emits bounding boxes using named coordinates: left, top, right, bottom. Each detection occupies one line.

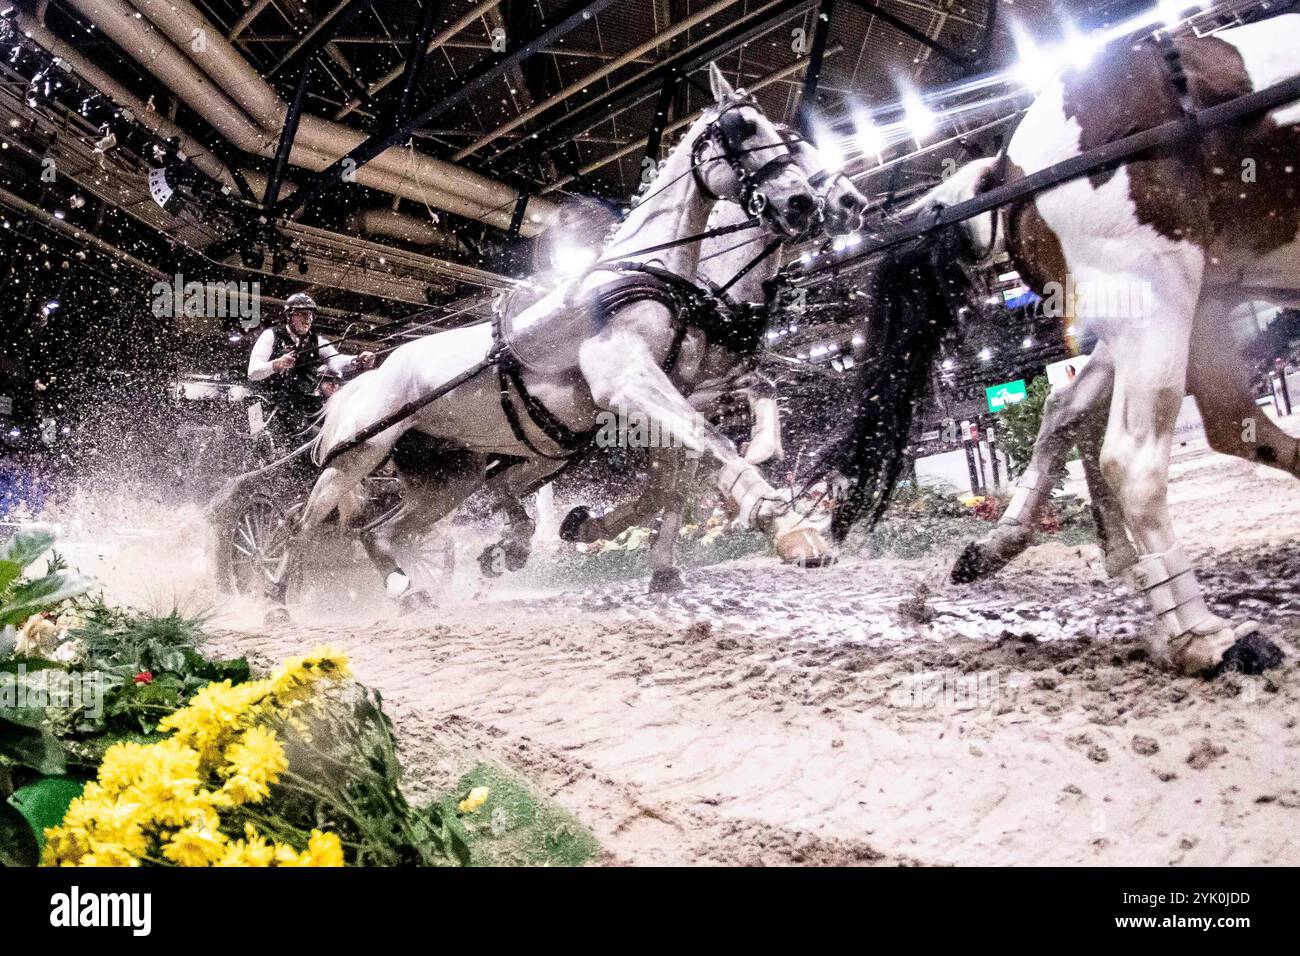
left=257, top=326, right=325, bottom=414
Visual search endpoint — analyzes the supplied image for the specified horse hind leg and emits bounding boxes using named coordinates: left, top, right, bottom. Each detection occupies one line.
left=479, top=490, right=536, bottom=576
left=361, top=470, right=481, bottom=610
left=478, top=457, right=570, bottom=576
left=361, top=448, right=482, bottom=606
left=1187, top=308, right=1300, bottom=481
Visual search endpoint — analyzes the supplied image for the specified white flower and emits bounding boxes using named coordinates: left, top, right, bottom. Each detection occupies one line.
left=15, top=614, right=60, bottom=657
left=50, top=638, right=87, bottom=665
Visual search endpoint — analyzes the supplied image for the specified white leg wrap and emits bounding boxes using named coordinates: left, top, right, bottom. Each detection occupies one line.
left=1124, top=545, right=1240, bottom=677
left=717, top=459, right=780, bottom=529
left=1001, top=468, right=1053, bottom=525
left=385, top=571, right=410, bottom=597
left=1125, top=546, right=1219, bottom=636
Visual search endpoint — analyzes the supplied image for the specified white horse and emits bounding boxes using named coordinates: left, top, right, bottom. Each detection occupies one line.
left=273, top=65, right=827, bottom=614
left=825, top=13, right=1300, bottom=677
left=559, top=127, right=869, bottom=591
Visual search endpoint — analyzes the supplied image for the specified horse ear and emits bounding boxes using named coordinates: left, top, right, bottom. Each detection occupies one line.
left=708, top=62, right=735, bottom=102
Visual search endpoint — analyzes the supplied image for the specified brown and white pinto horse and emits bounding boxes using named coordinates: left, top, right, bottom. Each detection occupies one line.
left=831, top=14, right=1300, bottom=677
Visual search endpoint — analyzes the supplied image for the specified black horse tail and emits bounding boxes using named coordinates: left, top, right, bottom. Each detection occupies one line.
left=824, top=224, right=977, bottom=540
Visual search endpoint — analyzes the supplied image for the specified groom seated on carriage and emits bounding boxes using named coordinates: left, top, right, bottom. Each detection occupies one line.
left=246, top=292, right=375, bottom=449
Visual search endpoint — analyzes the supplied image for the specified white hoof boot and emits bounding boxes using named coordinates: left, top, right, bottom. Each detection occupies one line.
left=717, top=460, right=777, bottom=529
left=770, top=510, right=834, bottom=566
left=1126, top=545, right=1254, bottom=675
left=1167, top=619, right=1243, bottom=676
left=385, top=571, right=410, bottom=598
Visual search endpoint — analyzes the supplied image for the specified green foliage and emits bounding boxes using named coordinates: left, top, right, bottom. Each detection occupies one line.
left=0, top=529, right=94, bottom=629
left=8, top=776, right=85, bottom=853
left=994, top=375, right=1067, bottom=484
left=0, top=801, right=39, bottom=866
left=437, top=763, right=600, bottom=867
left=0, top=529, right=89, bottom=780
left=246, top=683, right=467, bottom=867
left=67, top=600, right=249, bottom=736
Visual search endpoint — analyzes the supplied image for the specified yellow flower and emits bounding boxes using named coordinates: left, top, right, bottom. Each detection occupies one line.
left=224, top=726, right=288, bottom=784
left=301, top=830, right=344, bottom=867
left=159, top=679, right=273, bottom=762
left=96, top=738, right=150, bottom=790
left=43, top=827, right=91, bottom=866
left=78, top=844, right=141, bottom=868
left=458, top=786, right=490, bottom=814
left=269, top=646, right=351, bottom=704
left=272, top=830, right=344, bottom=868
left=162, top=823, right=228, bottom=867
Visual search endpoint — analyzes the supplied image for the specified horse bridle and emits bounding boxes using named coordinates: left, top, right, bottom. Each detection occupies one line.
left=692, top=96, right=803, bottom=224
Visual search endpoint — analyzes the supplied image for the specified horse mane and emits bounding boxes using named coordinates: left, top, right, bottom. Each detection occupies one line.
left=819, top=224, right=978, bottom=539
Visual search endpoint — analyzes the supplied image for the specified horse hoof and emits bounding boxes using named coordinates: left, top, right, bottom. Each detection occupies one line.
left=264, top=606, right=292, bottom=626
left=559, top=506, right=591, bottom=542
left=477, top=544, right=505, bottom=578
left=648, top=568, right=686, bottom=594
left=775, top=527, right=833, bottom=566
left=398, top=589, right=436, bottom=616
left=1211, top=632, right=1284, bottom=678
left=503, top=541, right=530, bottom=571
left=951, top=541, right=989, bottom=584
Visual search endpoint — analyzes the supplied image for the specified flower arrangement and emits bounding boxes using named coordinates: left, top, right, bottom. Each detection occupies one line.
left=44, top=647, right=351, bottom=867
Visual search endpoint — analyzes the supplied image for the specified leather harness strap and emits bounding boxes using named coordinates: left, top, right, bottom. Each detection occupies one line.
left=490, top=266, right=711, bottom=460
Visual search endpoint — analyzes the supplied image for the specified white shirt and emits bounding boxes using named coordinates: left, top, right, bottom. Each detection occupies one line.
left=247, top=327, right=354, bottom=382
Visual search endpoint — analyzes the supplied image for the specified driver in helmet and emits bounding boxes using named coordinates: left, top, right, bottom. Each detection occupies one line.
left=247, top=292, right=375, bottom=444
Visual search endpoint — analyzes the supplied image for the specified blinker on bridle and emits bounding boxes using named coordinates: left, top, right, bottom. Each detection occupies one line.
left=692, top=96, right=803, bottom=225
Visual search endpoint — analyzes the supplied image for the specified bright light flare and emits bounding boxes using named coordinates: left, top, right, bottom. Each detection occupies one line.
left=900, top=86, right=935, bottom=145
left=853, top=109, right=883, bottom=163
left=1010, top=23, right=1053, bottom=92
left=551, top=241, right=596, bottom=277
left=812, top=122, right=844, bottom=173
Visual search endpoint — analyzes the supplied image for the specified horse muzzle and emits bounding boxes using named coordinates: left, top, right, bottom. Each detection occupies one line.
left=770, top=191, right=818, bottom=239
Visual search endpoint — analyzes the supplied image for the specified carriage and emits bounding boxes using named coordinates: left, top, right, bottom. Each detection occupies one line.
left=209, top=394, right=453, bottom=599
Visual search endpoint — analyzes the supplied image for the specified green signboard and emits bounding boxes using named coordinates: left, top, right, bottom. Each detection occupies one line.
left=985, top=379, right=1028, bottom=413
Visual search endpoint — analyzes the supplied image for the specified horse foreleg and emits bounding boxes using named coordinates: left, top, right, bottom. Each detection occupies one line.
left=646, top=455, right=697, bottom=593
left=580, top=327, right=828, bottom=564
left=952, top=346, right=1122, bottom=583
left=559, top=447, right=681, bottom=543
left=740, top=378, right=784, bottom=465
left=1100, top=274, right=1281, bottom=677
left=1077, top=409, right=1140, bottom=578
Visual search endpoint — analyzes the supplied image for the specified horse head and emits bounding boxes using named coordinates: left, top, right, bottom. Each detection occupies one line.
left=692, top=63, right=819, bottom=239
left=777, top=125, right=868, bottom=236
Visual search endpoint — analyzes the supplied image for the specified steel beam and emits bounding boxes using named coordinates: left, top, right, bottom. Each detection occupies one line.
left=490, top=0, right=818, bottom=169
left=643, top=74, right=679, bottom=165
left=840, top=0, right=982, bottom=70
left=267, top=0, right=383, bottom=79
left=272, top=0, right=620, bottom=221
left=795, top=0, right=836, bottom=136
left=394, top=0, right=447, bottom=128
left=262, top=62, right=315, bottom=206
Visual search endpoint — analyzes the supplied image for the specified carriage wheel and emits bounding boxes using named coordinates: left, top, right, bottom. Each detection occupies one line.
left=227, top=493, right=296, bottom=595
